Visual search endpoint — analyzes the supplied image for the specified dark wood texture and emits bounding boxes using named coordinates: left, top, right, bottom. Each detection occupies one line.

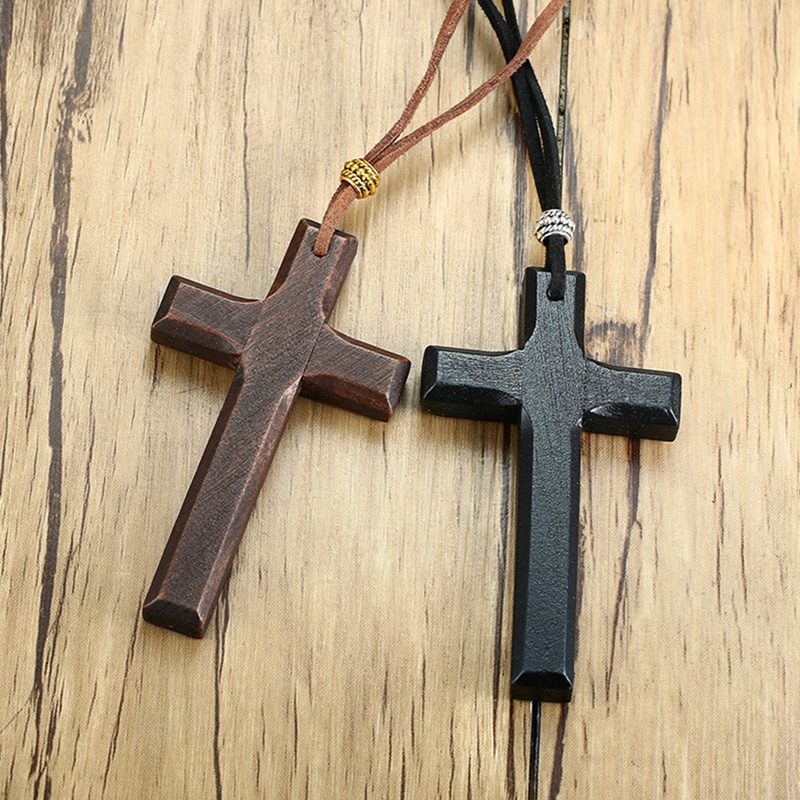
left=421, top=268, right=681, bottom=702
left=143, top=219, right=411, bottom=637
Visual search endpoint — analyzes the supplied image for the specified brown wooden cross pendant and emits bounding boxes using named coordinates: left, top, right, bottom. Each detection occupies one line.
left=143, top=219, right=411, bottom=637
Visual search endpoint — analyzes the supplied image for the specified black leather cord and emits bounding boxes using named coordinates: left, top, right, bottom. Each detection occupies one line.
left=478, top=0, right=567, bottom=300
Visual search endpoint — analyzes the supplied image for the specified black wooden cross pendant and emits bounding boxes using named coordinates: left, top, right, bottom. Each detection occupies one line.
left=143, top=219, right=410, bottom=638
left=421, top=267, right=680, bottom=702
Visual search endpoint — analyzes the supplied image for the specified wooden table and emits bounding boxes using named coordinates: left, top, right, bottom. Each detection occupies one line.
left=1, top=1, right=797, bottom=797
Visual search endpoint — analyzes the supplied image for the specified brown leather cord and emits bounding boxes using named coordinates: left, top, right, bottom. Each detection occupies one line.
left=314, top=0, right=570, bottom=256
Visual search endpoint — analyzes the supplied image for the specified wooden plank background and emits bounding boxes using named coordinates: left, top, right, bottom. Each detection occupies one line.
left=1, top=0, right=798, bottom=797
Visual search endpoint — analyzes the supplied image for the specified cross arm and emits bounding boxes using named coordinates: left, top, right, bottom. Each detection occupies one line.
left=151, top=278, right=410, bottom=421
left=420, top=346, right=523, bottom=422
left=303, top=325, right=411, bottom=421
left=583, top=360, right=681, bottom=441
left=151, top=276, right=262, bottom=368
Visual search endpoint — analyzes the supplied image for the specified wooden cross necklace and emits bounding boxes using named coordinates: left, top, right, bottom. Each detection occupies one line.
left=421, top=1, right=682, bottom=795
left=143, top=0, right=571, bottom=637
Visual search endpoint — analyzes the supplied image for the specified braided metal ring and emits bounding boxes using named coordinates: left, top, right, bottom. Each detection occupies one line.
left=534, top=209, right=575, bottom=244
left=340, top=158, right=381, bottom=199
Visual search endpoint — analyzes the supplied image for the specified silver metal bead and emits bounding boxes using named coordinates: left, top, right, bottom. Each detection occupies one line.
left=534, top=209, right=575, bottom=244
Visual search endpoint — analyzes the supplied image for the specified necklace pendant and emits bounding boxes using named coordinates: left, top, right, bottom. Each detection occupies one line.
left=143, top=219, right=410, bottom=637
left=421, top=267, right=681, bottom=700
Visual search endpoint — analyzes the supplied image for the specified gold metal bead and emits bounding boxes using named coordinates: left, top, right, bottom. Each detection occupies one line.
left=340, top=158, right=381, bottom=199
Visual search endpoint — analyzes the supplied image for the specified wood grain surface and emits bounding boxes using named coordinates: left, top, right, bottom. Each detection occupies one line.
left=0, top=1, right=797, bottom=798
